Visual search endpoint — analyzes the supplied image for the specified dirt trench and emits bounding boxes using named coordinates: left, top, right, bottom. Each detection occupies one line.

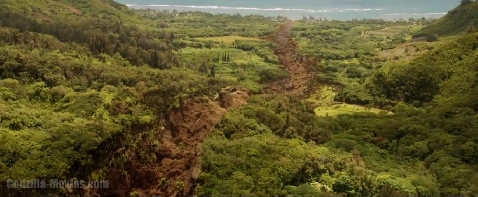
left=83, top=21, right=313, bottom=197
left=263, top=20, right=320, bottom=98
left=92, top=87, right=250, bottom=197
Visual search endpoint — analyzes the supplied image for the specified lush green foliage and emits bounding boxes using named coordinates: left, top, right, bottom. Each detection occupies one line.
left=416, top=0, right=478, bottom=36
left=0, top=0, right=235, bottom=196
left=366, top=33, right=478, bottom=107
left=0, top=0, right=477, bottom=197
left=196, top=9, right=478, bottom=197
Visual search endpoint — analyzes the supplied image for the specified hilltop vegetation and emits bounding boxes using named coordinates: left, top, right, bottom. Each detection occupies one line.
left=0, top=0, right=477, bottom=197
left=416, top=0, right=478, bottom=37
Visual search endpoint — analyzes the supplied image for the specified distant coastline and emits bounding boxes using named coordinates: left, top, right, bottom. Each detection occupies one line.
left=125, top=4, right=449, bottom=20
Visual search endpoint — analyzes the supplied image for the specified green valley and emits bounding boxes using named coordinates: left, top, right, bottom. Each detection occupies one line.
left=0, top=0, right=477, bottom=197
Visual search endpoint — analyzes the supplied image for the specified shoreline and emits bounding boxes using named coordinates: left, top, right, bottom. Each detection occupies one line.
left=126, top=4, right=448, bottom=21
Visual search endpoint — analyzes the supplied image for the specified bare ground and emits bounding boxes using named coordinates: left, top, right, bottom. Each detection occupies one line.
left=262, top=20, right=320, bottom=98
left=86, top=88, right=250, bottom=197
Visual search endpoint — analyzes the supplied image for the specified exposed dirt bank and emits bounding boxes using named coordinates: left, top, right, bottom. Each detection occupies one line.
left=90, top=87, right=250, bottom=197
left=263, top=20, right=320, bottom=98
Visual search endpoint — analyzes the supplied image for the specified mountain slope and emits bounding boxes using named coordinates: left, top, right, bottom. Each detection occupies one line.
left=194, top=32, right=478, bottom=197
left=337, top=32, right=478, bottom=196
left=0, top=0, right=129, bottom=15
left=0, top=0, right=197, bottom=197
left=367, top=32, right=478, bottom=106
left=416, top=0, right=478, bottom=36
left=0, top=0, right=179, bottom=68
left=0, top=0, right=146, bottom=26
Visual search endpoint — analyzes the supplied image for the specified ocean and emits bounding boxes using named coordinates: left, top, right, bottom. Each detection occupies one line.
left=117, top=0, right=460, bottom=20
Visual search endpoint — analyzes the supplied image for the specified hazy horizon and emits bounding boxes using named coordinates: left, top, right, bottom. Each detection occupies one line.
left=116, top=0, right=460, bottom=20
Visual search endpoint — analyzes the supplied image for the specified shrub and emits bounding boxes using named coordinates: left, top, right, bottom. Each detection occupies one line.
left=259, top=68, right=289, bottom=82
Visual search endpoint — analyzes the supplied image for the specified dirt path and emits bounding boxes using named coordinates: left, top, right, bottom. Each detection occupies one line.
left=97, top=88, right=250, bottom=197
left=263, top=20, right=319, bottom=98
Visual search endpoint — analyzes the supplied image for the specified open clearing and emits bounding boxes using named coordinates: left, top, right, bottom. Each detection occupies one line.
left=368, top=24, right=422, bottom=36
left=379, top=43, right=420, bottom=61
left=195, top=36, right=263, bottom=44
left=307, top=86, right=384, bottom=117
left=379, top=35, right=456, bottom=61
left=178, top=46, right=279, bottom=93
left=314, top=103, right=383, bottom=117
left=368, top=25, right=409, bottom=36
left=179, top=47, right=275, bottom=69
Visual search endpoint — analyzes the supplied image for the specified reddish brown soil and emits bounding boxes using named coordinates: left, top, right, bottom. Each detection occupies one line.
left=263, top=20, right=320, bottom=98
left=90, top=88, right=250, bottom=197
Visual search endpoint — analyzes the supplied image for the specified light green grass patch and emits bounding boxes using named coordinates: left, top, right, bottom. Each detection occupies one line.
left=314, top=104, right=382, bottom=117
left=368, top=25, right=413, bottom=36
left=195, top=36, right=263, bottom=44
left=409, top=24, right=424, bottom=32
left=307, top=86, right=336, bottom=106
left=178, top=46, right=280, bottom=93
left=295, top=39, right=309, bottom=50
left=308, top=86, right=384, bottom=117
left=179, top=47, right=277, bottom=70
left=341, top=58, right=360, bottom=64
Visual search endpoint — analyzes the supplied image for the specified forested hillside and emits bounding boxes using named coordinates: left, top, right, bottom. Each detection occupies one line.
left=0, top=0, right=477, bottom=197
left=198, top=31, right=478, bottom=197
left=416, top=0, right=478, bottom=37
left=0, top=0, right=246, bottom=196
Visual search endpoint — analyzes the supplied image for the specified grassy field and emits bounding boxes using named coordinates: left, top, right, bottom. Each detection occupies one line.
left=368, top=25, right=409, bottom=36
left=178, top=46, right=280, bottom=93
left=368, top=25, right=422, bottom=36
left=379, top=43, right=421, bottom=61
left=314, top=103, right=383, bottom=117
left=195, top=36, right=263, bottom=44
left=307, top=86, right=384, bottom=117
left=179, top=47, right=273, bottom=68
left=379, top=33, right=459, bottom=61
left=307, top=86, right=336, bottom=106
